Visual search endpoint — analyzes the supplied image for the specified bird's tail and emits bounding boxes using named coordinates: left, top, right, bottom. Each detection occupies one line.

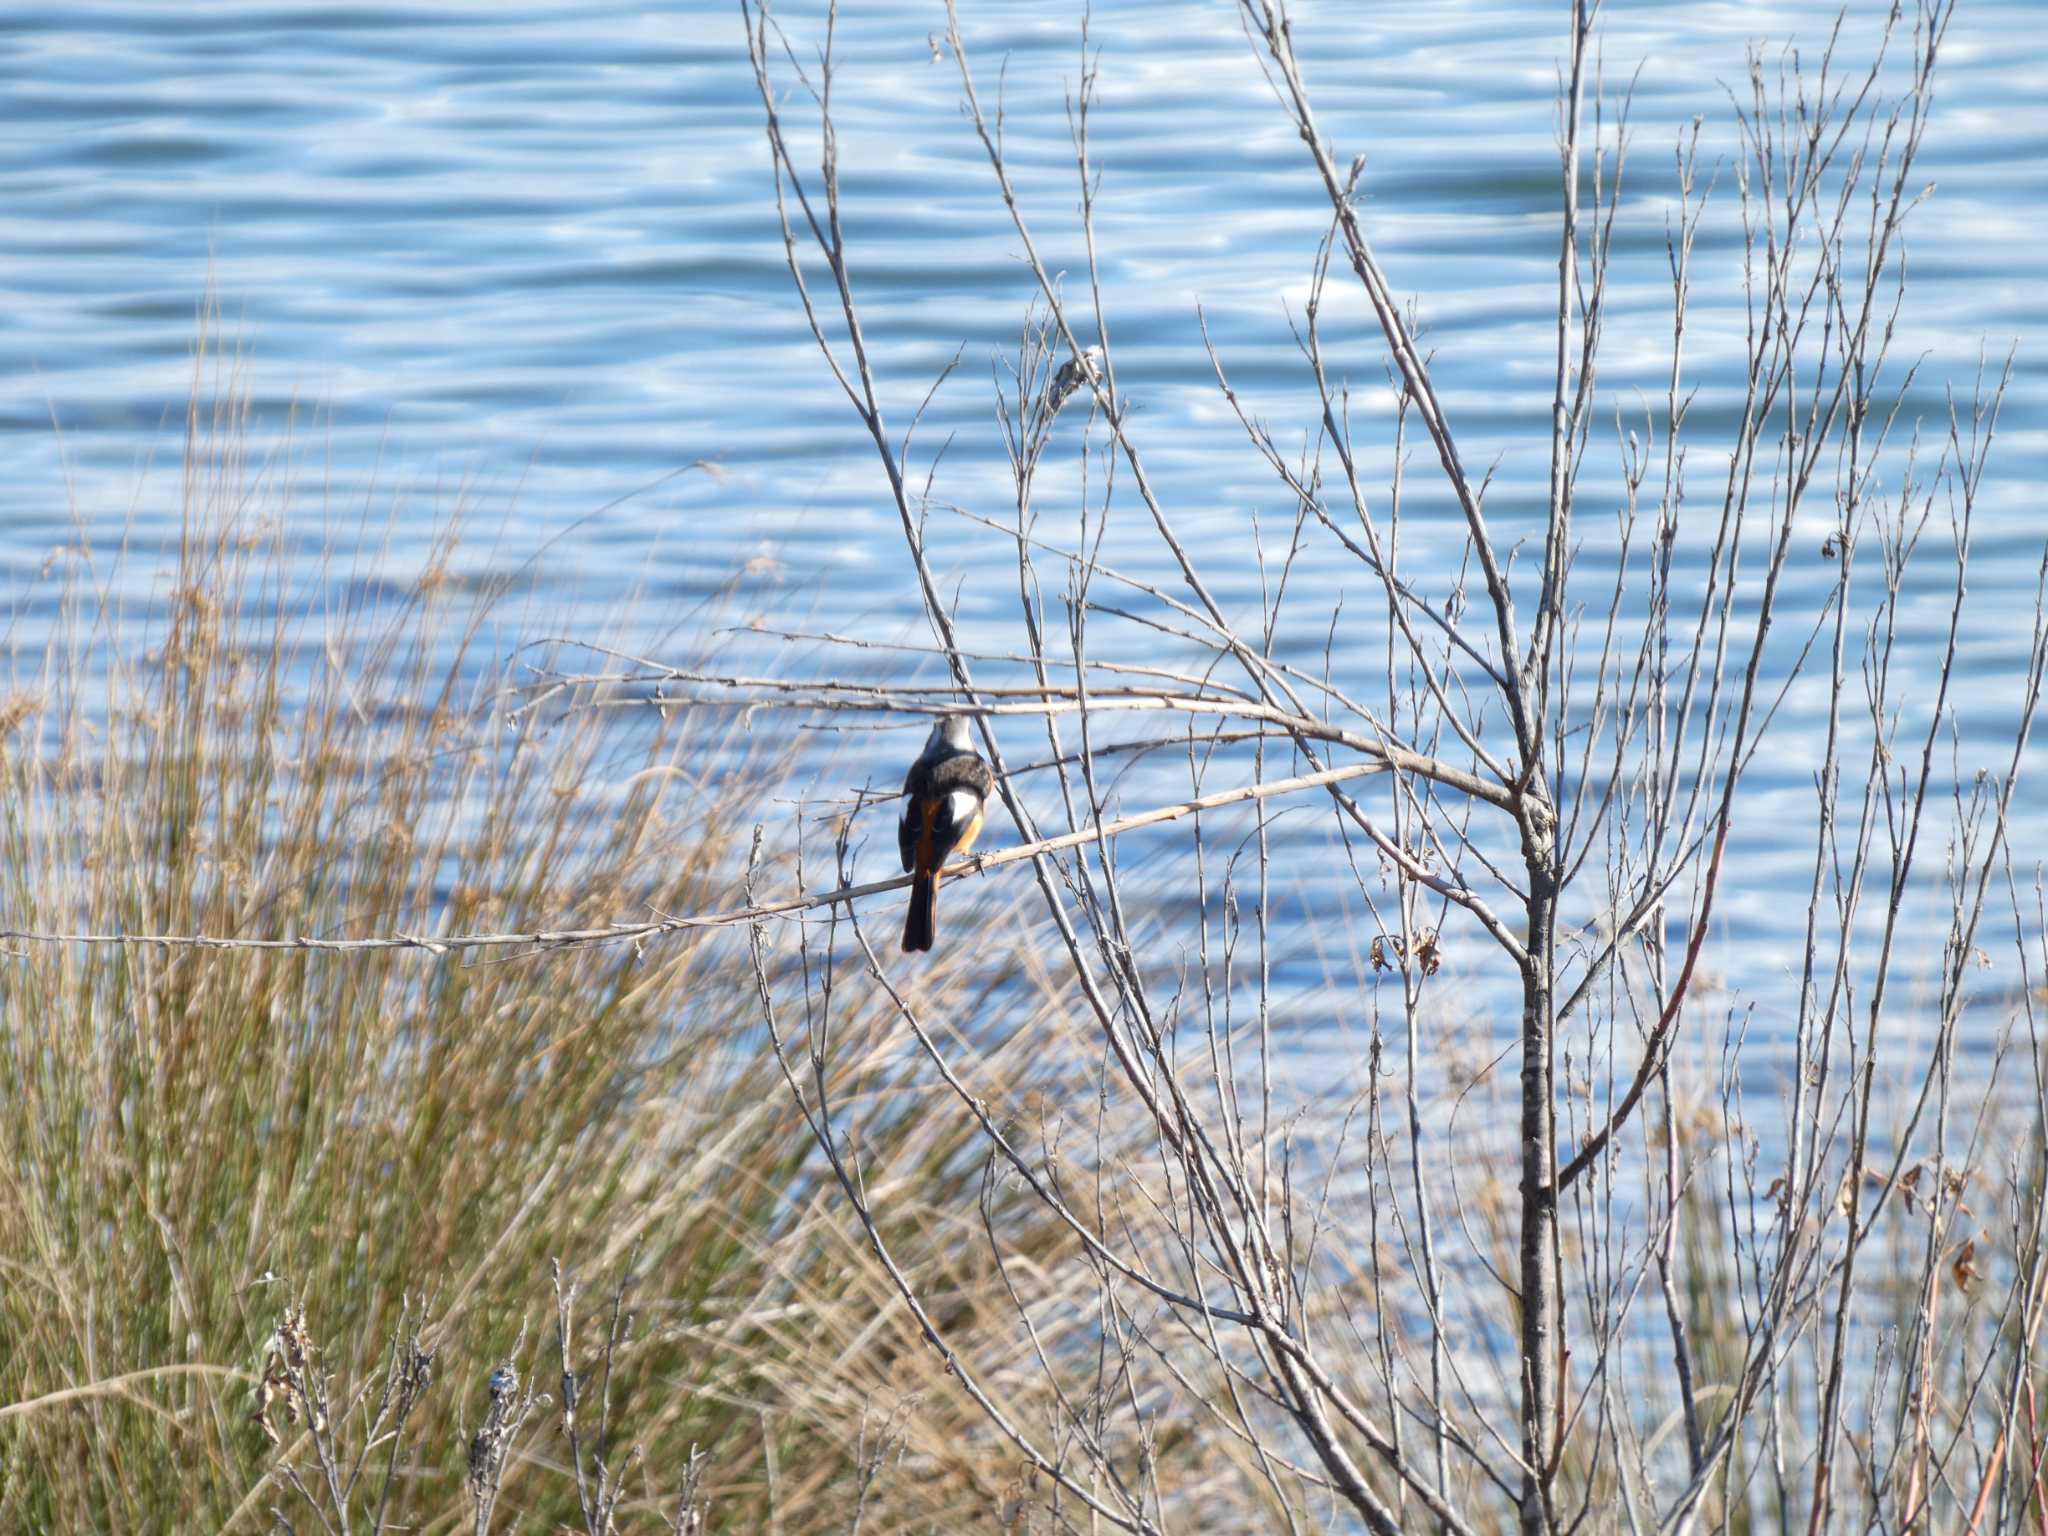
left=902, top=867, right=939, bottom=953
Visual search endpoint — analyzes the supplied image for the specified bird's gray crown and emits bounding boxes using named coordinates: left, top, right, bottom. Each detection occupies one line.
left=927, top=714, right=975, bottom=756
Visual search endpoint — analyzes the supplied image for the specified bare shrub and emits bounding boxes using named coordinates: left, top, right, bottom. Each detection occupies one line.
left=728, top=1, right=2048, bottom=1531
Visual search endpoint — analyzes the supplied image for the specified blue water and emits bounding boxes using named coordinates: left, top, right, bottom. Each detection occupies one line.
left=3, top=0, right=2044, bottom=1086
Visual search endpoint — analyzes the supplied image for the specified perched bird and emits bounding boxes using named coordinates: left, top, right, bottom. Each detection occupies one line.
left=897, top=715, right=996, bottom=954
left=1047, top=345, right=1105, bottom=416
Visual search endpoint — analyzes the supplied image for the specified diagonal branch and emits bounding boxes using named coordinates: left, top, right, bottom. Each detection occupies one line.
left=1, top=759, right=1517, bottom=965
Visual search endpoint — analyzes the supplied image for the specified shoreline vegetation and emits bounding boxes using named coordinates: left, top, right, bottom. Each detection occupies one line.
left=1, top=418, right=2040, bottom=1535
left=0, top=441, right=1116, bottom=1530
left=0, top=324, right=1113, bottom=1527
left=6, top=1, right=2048, bottom=1533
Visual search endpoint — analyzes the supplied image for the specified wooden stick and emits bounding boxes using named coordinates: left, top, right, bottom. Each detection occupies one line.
left=0, top=762, right=1405, bottom=960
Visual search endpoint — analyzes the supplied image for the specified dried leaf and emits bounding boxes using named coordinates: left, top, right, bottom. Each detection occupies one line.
left=1901, top=1163, right=1925, bottom=1211
left=1951, top=1239, right=1980, bottom=1293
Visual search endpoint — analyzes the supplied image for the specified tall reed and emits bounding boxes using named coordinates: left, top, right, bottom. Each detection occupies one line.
left=0, top=361, right=1110, bottom=1533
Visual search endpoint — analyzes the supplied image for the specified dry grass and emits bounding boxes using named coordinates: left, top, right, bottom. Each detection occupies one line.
left=2, top=351, right=2040, bottom=1536
left=0, top=368, right=1125, bottom=1534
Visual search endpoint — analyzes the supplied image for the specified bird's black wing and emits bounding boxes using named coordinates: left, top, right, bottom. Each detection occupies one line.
left=924, top=753, right=994, bottom=848
left=897, top=761, right=922, bottom=872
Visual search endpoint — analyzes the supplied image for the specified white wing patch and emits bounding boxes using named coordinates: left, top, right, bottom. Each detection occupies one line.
left=944, top=789, right=982, bottom=828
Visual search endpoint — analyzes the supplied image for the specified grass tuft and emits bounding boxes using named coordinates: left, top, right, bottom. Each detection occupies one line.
left=0, top=382, right=1102, bottom=1533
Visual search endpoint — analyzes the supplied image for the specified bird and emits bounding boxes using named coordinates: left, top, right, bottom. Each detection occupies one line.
left=897, top=714, right=996, bottom=954
left=1047, top=345, right=1104, bottom=416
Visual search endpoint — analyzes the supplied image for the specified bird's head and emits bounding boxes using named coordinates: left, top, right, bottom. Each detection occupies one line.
left=929, top=713, right=976, bottom=755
